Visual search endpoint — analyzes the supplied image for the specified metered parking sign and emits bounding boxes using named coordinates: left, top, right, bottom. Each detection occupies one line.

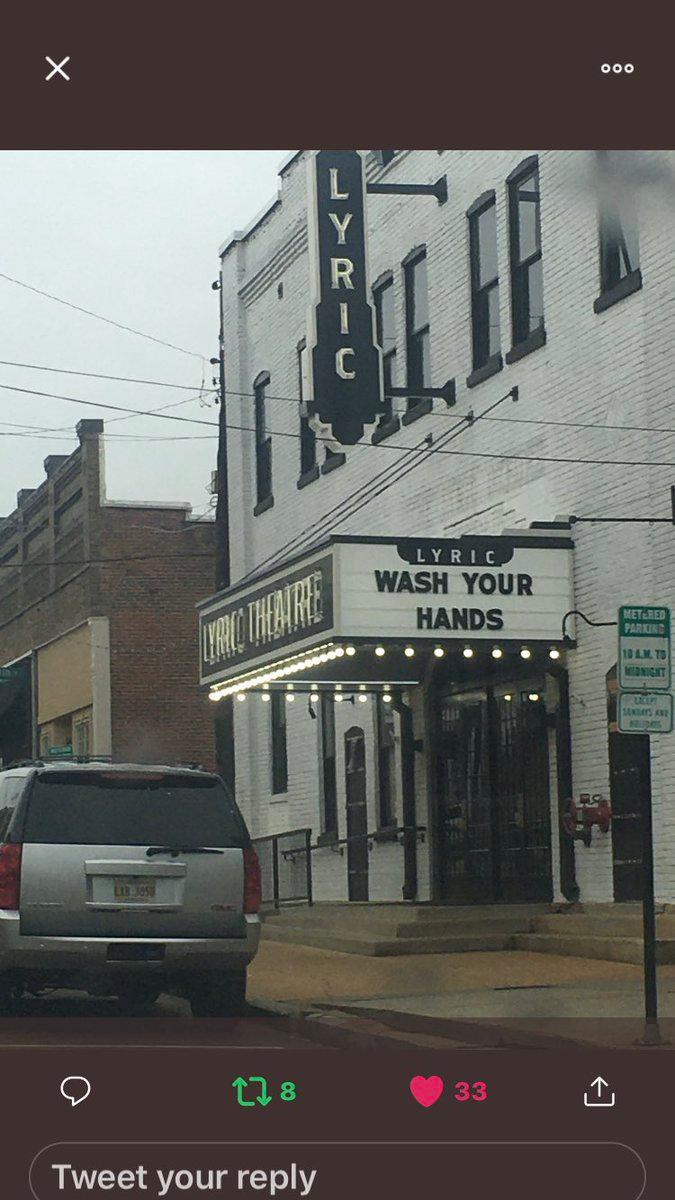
left=618, top=691, right=674, bottom=734
left=618, top=605, right=671, bottom=691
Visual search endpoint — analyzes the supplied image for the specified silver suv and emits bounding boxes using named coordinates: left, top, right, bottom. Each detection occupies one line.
left=0, top=761, right=261, bottom=1015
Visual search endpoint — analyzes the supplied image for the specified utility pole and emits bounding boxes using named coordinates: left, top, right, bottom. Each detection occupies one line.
left=212, top=280, right=235, bottom=795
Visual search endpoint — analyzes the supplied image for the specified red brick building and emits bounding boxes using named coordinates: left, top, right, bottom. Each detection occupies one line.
left=0, top=419, right=215, bottom=769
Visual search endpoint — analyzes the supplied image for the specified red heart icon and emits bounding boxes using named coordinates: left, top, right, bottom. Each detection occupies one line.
left=409, top=1075, right=444, bottom=1107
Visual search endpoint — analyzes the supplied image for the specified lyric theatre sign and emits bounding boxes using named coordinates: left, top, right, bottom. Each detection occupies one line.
left=199, top=556, right=334, bottom=685
left=198, top=534, right=573, bottom=687
left=306, top=150, right=385, bottom=446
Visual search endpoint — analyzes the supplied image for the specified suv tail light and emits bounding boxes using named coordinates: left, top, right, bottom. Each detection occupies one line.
left=0, top=844, right=22, bottom=910
left=243, top=846, right=262, bottom=914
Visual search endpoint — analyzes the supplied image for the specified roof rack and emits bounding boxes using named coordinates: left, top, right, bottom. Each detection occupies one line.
left=4, top=755, right=114, bottom=768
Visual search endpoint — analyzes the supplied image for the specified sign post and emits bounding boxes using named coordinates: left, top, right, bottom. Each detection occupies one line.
left=618, top=604, right=672, bottom=1044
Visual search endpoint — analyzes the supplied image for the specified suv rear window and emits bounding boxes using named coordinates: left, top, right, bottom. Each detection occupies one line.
left=0, top=776, right=27, bottom=840
left=23, top=772, right=249, bottom=847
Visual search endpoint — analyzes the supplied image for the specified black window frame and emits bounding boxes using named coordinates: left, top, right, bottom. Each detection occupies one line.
left=297, top=339, right=318, bottom=488
left=594, top=157, right=642, bottom=313
left=253, top=371, right=273, bottom=514
left=505, top=157, right=546, bottom=364
left=319, top=693, right=338, bottom=839
left=403, top=247, right=431, bottom=417
left=376, top=696, right=396, bottom=830
left=270, top=691, right=288, bottom=795
left=467, top=190, right=503, bottom=387
left=372, top=273, right=397, bottom=435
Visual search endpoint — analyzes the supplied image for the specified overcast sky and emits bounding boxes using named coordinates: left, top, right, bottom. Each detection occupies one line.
left=0, top=151, right=291, bottom=518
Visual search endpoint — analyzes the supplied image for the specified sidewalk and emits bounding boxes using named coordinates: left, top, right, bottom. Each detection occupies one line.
left=248, top=941, right=675, bottom=1046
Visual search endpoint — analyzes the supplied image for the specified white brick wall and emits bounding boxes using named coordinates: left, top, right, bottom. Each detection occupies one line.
left=219, top=150, right=675, bottom=905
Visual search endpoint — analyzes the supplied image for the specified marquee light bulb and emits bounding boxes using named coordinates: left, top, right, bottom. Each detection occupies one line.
left=208, top=692, right=219, bottom=702
left=335, top=694, right=343, bottom=702
left=528, top=693, right=540, bottom=702
left=382, top=692, right=392, bottom=704
left=310, top=691, right=319, bottom=702
left=462, top=646, right=474, bottom=659
left=491, top=647, right=503, bottom=659
left=236, top=693, right=246, bottom=702
left=358, top=694, right=368, bottom=703
left=433, top=646, right=445, bottom=658
left=334, top=647, right=345, bottom=658
left=286, top=693, right=295, bottom=702
left=549, top=648, right=560, bottom=660
left=504, top=693, right=513, bottom=702
left=345, top=645, right=356, bottom=656
left=404, top=646, right=415, bottom=658
left=261, top=693, right=270, bottom=702
left=520, top=647, right=532, bottom=660
left=374, top=646, right=385, bottom=657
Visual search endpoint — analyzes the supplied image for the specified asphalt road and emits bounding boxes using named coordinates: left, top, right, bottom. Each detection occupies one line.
left=0, top=991, right=323, bottom=1047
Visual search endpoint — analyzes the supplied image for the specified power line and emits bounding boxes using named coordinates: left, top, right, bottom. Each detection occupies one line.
left=0, top=272, right=206, bottom=361
left=3, top=381, right=675, bottom=467
left=0, top=382, right=219, bottom=427
left=0, top=552, right=214, bottom=569
left=4, top=356, right=675, bottom=440
left=0, top=360, right=210, bottom=390
left=233, top=393, right=513, bottom=587
left=255, top=391, right=519, bottom=578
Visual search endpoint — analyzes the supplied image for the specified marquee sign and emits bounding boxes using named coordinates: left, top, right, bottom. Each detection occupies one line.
left=306, top=150, right=385, bottom=447
left=198, top=533, right=574, bottom=688
left=199, top=555, right=334, bottom=685
left=337, top=535, right=574, bottom=642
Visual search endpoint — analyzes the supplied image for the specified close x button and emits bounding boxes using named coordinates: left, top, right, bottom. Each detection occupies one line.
left=45, top=55, right=71, bottom=82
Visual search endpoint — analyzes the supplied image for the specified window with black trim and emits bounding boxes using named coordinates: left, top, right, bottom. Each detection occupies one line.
left=600, top=209, right=639, bottom=291
left=297, top=341, right=316, bottom=479
left=469, top=194, right=501, bottom=370
left=320, top=693, right=337, bottom=836
left=508, top=160, right=544, bottom=349
left=404, top=249, right=430, bottom=404
left=373, top=275, right=396, bottom=424
left=270, top=691, right=288, bottom=795
left=376, top=696, right=396, bottom=829
left=596, top=157, right=641, bottom=307
left=254, top=371, right=272, bottom=510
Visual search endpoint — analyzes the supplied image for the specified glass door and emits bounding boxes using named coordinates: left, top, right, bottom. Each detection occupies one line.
left=437, top=683, right=553, bottom=904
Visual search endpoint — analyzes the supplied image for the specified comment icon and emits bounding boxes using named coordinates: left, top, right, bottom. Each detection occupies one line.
left=60, top=1076, right=91, bottom=1107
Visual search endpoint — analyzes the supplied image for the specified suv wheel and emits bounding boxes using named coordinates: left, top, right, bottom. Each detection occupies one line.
left=190, top=971, right=247, bottom=1018
left=0, top=976, right=20, bottom=1014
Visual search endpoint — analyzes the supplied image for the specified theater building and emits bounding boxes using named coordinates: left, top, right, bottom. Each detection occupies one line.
left=203, top=150, right=675, bottom=909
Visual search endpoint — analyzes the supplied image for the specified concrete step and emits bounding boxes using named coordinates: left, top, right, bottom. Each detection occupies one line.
left=512, top=933, right=675, bottom=965
left=262, top=903, right=546, bottom=934
left=263, top=913, right=533, bottom=939
left=532, top=914, right=675, bottom=939
left=261, top=922, right=512, bottom=957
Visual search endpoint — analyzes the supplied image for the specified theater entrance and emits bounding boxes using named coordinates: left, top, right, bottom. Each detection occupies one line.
left=436, top=680, right=553, bottom=904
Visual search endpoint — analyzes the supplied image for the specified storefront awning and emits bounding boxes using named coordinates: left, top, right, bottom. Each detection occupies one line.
left=197, top=527, right=575, bottom=701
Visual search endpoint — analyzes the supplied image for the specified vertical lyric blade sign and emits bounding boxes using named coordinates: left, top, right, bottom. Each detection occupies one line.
left=306, top=150, right=385, bottom=447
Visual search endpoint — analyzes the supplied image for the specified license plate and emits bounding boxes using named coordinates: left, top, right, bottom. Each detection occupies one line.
left=113, top=877, right=156, bottom=902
